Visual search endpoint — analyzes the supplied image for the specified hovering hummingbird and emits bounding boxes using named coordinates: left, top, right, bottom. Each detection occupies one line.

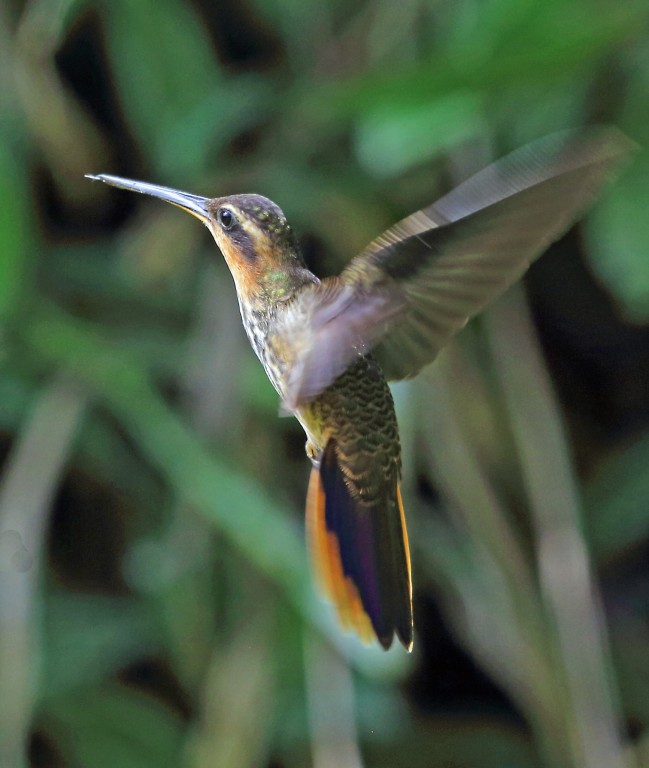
left=87, top=127, right=631, bottom=651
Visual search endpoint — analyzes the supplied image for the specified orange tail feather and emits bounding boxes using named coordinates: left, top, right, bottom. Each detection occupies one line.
left=306, top=440, right=413, bottom=650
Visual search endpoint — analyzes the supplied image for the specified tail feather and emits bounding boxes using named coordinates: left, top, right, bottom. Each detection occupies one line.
left=306, top=439, right=413, bottom=650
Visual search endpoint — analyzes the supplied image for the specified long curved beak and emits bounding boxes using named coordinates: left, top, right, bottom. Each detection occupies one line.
left=85, top=174, right=211, bottom=224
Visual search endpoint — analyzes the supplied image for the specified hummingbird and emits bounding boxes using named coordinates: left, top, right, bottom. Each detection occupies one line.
left=87, top=127, right=631, bottom=651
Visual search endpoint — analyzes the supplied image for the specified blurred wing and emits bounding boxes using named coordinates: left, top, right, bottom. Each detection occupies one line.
left=277, top=127, right=633, bottom=407
left=273, top=279, right=405, bottom=410
left=342, top=126, right=634, bottom=380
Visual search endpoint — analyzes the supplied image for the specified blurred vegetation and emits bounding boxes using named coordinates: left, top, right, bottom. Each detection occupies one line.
left=1, top=0, right=649, bottom=766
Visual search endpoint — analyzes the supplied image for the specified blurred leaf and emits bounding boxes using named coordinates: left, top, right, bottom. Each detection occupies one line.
left=102, top=0, right=220, bottom=173
left=0, top=131, right=30, bottom=317
left=363, top=717, right=538, bottom=768
left=0, top=369, right=38, bottom=433
left=188, top=604, right=275, bottom=768
left=21, top=307, right=317, bottom=627
left=486, top=286, right=627, bottom=768
left=304, top=1, right=642, bottom=121
left=304, top=632, right=364, bottom=768
left=45, top=684, right=185, bottom=768
left=70, top=411, right=168, bottom=522
left=249, top=0, right=359, bottom=74
left=243, top=355, right=279, bottom=414
left=586, top=151, right=649, bottom=320
left=355, top=90, right=485, bottom=177
left=0, top=376, right=88, bottom=768
left=17, top=0, right=95, bottom=52
left=122, top=503, right=222, bottom=690
left=12, top=0, right=112, bottom=197
left=40, top=592, right=159, bottom=701
left=608, top=619, right=649, bottom=728
left=45, top=243, right=196, bottom=337
left=589, top=40, right=649, bottom=322
left=585, top=432, right=649, bottom=562
left=158, top=75, right=274, bottom=179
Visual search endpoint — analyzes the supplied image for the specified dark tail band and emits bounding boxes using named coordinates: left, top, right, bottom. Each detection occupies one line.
left=306, top=439, right=413, bottom=650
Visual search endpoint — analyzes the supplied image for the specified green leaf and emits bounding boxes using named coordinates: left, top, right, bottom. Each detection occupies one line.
left=102, top=0, right=220, bottom=173
left=40, top=592, right=159, bottom=701
left=44, top=685, right=186, bottom=768
left=586, top=150, right=649, bottom=320
left=302, top=1, right=642, bottom=124
left=0, top=131, right=30, bottom=317
left=355, top=91, right=485, bottom=177
left=156, top=74, right=274, bottom=179
left=363, top=718, right=537, bottom=768
left=585, top=432, right=649, bottom=562
left=21, top=307, right=316, bottom=625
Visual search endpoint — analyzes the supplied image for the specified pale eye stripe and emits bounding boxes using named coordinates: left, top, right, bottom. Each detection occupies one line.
left=238, top=215, right=257, bottom=236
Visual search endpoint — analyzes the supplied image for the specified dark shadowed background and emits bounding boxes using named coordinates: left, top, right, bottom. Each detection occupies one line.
left=1, top=0, right=649, bottom=766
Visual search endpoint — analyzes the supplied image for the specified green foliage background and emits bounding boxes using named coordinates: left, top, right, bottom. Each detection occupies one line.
left=1, top=0, right=649, bottom=766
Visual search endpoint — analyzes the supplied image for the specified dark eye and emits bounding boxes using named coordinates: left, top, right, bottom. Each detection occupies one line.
left=217, top=208, right=236, bottom=231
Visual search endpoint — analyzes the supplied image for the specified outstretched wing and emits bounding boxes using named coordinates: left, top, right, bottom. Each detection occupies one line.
left=345, top=126, right=634, bottom=380
left=277, top=127, right=633, bottom=408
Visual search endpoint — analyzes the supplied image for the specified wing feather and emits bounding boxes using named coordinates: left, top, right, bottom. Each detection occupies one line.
left=273, top=279, right=405, bottom=410
left=276, top=127, right=633, bottom=406
left=345, top=126, right=634, bottom=380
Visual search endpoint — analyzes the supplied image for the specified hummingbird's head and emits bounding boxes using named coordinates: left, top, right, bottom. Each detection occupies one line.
left=85, top=175, right=311, bottom=304
left=205, top=193, right=305, bottom=301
